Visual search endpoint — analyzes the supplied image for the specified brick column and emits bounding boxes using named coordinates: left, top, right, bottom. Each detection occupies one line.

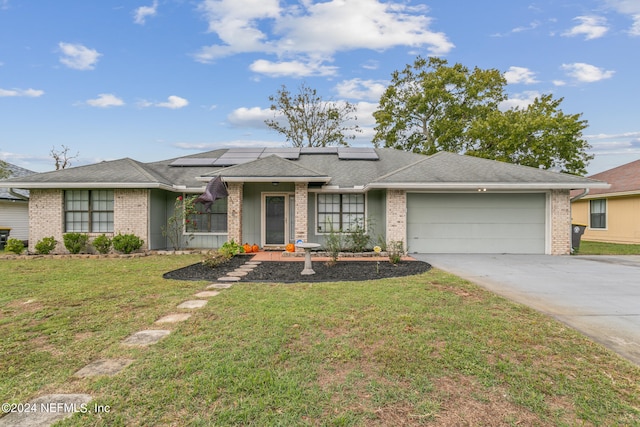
left=114, top=189, right=149, bottom=250
left=28, top=189, right=64, bottom=253
left=227, top=182, right=243, bottom=243
left=386, top=189, right=407, bottom=250
left=550, top=189, right=571, bottom=255
left=294, top=182, right=308, bottom=244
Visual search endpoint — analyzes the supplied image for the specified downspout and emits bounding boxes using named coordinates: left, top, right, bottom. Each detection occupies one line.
left=8, top=188, right=29, bottom=201
left=570, top=188, right=589, bottom=202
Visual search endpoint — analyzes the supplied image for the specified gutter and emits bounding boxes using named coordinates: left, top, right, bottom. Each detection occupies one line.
left=570, top=188, right=589, bottom=202
left=8, top=188, right=29, bottom=201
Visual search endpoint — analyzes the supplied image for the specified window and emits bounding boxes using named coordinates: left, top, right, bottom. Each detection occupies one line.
left=187, top=198, right=227, bottom=233
left=590, top=199, right=606, bottom=229
left=65, top=190, right=114, bottom=232
left=317, top=193, right=365, bottom=232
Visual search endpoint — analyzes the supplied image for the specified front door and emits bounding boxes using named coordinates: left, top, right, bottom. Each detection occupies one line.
left=263, top=194, right=288, bottom=246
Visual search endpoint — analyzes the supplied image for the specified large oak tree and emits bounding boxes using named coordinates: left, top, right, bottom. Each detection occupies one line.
left=373, top=56, right=593, bottom=175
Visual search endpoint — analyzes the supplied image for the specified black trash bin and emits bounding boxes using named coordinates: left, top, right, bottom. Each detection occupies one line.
left=0, top=228, right=10, bottom=251
left=571, top=223, right=586, bottom=252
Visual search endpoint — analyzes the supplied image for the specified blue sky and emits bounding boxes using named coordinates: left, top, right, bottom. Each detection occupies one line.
left=1, top=0, right=639, bottom=174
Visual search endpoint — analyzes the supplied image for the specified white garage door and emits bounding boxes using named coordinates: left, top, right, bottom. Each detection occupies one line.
left=407, top=193, right=546, bottom=254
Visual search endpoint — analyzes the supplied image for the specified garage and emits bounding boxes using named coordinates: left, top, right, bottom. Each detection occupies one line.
left=407, top=193, right=546, bottom=254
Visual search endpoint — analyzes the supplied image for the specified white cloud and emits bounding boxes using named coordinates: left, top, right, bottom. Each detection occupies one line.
left=630, top=14, right=640, bottom=36
left=157, top=95, right=189, bottom=109
left=195, top=0, right=453, bottom=77
left=174, top=140, right=283, bottom=151
left=133, top=0, right=158, bottom=25
left=227, top=106, right=271, bottom=128
left=561, top=62, right=615, bottom=83
left=562, top=16, right=609, bottom=40
left=86, top=93, right=125, bottom=107
left=249, top=59, right=338, bottom=78
left=0, top=87, right=44, bottom=97
left=334, top=79, right=387, bottom=101
left=58, top=42, right=102, bottom=70
left=499, top=91, right=541, bottom=110
left=504, top=66, right=539, bottom=85
left=604, top=1, right=640, bottom=35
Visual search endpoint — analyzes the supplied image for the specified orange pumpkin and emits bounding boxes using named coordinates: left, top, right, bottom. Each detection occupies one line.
left=243, top=243, right=252, bottom=253
left=285, top=243, right=295, bottom=252
left=252, top=244, right=259, bottom=253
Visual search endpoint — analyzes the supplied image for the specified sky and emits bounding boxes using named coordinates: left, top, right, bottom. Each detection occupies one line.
left=1, top=0, right=639, bottom=175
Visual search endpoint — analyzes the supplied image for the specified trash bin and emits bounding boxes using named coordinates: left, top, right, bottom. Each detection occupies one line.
left=0, top=228, right=10, bottom=251
left=571, top=223, right=587, bottom=251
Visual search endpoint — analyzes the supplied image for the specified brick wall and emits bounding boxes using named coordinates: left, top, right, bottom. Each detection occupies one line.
left=28, top=189, right=64, bottom=253
left=550, top=189, right=571, bottom=255
left=386, top=189, right=406, bottom=250
left=227, top=182, right=243, bottom=243
left=294, top=182, right=308, bottom=245
left=114, top=189, right=149, bottom=250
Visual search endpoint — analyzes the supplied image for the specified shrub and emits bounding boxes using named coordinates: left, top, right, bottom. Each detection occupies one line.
left=4, top=238, right=25, bottom=254
left=345, top=219, right=371, bottom=252
left=34, top=236, right=57, bottom=254
left=219, top=239, right=244, bottom=258
left=387, top=240, right=405, bottom=264
left=112, top=233, right=144, bottom=254
left=324, top=220, right=342, bottom=264
left=63, top=233, right=89, bottom=254
left=92, top=234, right=112, bottom=254
left=201, top=250, right=232, bottom=268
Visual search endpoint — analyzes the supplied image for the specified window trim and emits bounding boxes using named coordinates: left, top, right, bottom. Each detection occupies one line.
left=589, top=198, right=607, bottom=230
left=315, top=192, right=367, bottom=235
left=64, top=189, right=114, bottom=233
left=184, top=194, right=228, bottom=235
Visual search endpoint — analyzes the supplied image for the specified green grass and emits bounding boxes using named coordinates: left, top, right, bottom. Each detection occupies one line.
left=576, top=240, right=640, bottom=255
left=1, top=255, right=639, bottom=426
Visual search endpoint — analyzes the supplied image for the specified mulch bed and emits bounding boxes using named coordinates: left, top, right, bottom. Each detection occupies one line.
left=163, top=255, right=431, bottom=283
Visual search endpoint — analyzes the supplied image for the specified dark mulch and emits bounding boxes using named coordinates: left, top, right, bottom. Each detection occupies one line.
left=163, top=255, right=431, bottom=283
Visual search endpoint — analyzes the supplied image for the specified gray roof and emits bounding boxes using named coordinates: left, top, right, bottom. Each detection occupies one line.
left=0, top=147, right=608, bottom=192
left=0, top=162, right=35, bottom=200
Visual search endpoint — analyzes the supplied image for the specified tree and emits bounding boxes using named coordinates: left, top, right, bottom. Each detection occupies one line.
left=0, top=159, right=10, bottom=179
left=373, top=56, right=506, bottom=155
left=373, top=56, right=592, bottom=175
left=50, top=145, right=79, bottom=170
left=265, top=83, right=361, bottom=147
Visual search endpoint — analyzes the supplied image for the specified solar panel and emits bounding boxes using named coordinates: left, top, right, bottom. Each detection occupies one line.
left=261, top=148, right=300, bottom=159
left=169, top=158, right=218, bottom=167
left=337, top=148, right=379, bottom=160
left=300, top=147, right=338, bottom=154
left=212, top=157, right=256, bottom=166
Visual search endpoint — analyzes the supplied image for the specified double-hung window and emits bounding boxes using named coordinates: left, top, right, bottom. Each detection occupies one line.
left=64, top=190, right=114, bottom=232
left=589, top=199, right=606, bottom=229
left=186, top=198, right=228, bottom=233
left=317, top=193, right=365, bottom=233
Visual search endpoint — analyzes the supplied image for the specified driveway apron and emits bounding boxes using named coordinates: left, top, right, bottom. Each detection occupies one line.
left=414, top=254, right=640, bottom=366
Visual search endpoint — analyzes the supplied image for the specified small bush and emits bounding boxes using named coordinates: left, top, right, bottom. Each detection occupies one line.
left=92, top=234, right=112, bottom=254
left=202, top=250, right=232, bottom=268
left=112, top=233, right=144, bottom=254
left=387, top=240, right=405, bottom=264
left=35, top=236, right=57, bottom=254
left=63, top=233, right=88, bottom=254
left=4, top=238, right=25, bottom=254
left=219, top=239, right=244, bottom=258
left=345, top=219, right=371, bottom=252
left=324, top=220, right=342, bottom=264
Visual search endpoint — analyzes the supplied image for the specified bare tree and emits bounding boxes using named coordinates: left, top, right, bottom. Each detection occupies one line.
left=0, top=159, right=10, bottom=179
left=50, top=145, right=79, bottom=170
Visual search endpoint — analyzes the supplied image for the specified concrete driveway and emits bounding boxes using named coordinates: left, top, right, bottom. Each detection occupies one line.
left=412, top=254, right=640, bottom=366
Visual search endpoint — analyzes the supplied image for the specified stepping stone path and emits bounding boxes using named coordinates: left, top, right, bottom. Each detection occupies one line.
left=121, top=330, right=171, bottom=347
left=0, top=393, right=92, bottom=427
left=155, top=313, right=192, bottom=324
left=74, top=359, right=134, bottom=378
left=6, top=260, right=246, bottom=426
left=177, top=300, right=208, bottom=309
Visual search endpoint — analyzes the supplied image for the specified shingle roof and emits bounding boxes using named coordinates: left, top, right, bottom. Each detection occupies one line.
left=580, top=158, right=640, bottom=196
left=0, top=162, right=35, bottom=200
left=0, top=147, right=608, bottom=192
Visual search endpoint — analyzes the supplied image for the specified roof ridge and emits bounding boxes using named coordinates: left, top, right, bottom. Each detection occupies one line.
left=205, top=154, right=329, bottom=177
left=125, top=158, right=171, bottom=184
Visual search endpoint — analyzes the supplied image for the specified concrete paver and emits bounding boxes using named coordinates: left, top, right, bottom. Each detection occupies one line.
left=193, top=291, right=220, bottom=298
left=155, top=313, right=192, bottom=324
left=177, top=300, right=207, bottom=309
left=121, top=330, right=171, bottom=347
left=0, top=394, right=92, bottom=427
left=74, top=359, right=134, bottom=378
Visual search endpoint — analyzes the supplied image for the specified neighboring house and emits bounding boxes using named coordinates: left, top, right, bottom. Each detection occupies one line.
left=571, top=158, right=640, bottom=244
left=0, top=147, right=608, bottom=255
left=0, top=162, right=35, bottom=243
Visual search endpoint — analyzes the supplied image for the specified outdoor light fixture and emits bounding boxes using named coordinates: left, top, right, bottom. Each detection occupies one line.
left=477, top=188, right=487, bottom=192
left=272, top=182, right=279, bottom=186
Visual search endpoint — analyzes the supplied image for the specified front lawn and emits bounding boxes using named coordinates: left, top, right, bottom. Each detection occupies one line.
left=577, top=240, right=640, bottom=255
left=1, top=255, right=639, bottom=426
